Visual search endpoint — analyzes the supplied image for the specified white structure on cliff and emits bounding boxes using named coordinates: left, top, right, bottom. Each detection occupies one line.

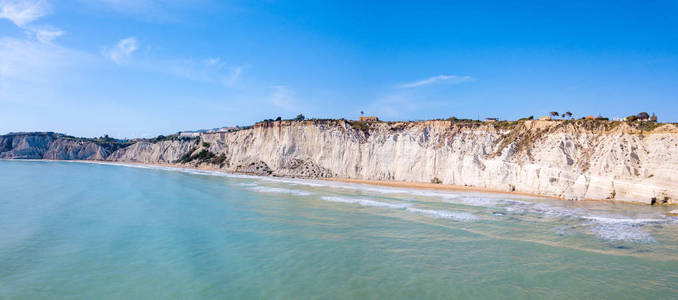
left=178, top=131, right=200, bottom=138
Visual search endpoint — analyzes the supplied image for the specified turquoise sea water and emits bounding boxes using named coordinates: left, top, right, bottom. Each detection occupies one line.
left=1, top=160, right=677, bottom=299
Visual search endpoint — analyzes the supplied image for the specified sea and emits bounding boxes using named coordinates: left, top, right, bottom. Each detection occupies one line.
left=1, top=160, right=677, bottom=299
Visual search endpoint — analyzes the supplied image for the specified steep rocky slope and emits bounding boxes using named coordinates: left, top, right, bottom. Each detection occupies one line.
left=2, top=120, right=677, bottom=204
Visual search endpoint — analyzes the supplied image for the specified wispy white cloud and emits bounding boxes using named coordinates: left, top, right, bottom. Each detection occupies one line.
left=199, top=58, right=242, bottom=84
left=269, top=85, right=296, bottom=111
left=223, top=66, right=242, bottom=86
left=0, top=0, right=49, bottom=27
left=203, top=57, right=223, bottom=67
left=0, top=0, right=63, bottom=44
left=31, top=25, right=63, bottom=43
left=163, top=58, right=243, bottom=87
left=399, top=75, right=474, bottom=88
left=104, top=37, right=138, bottom=64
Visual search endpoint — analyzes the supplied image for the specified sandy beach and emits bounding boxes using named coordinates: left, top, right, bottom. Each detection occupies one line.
left=322, top=177, right=552, bottom=199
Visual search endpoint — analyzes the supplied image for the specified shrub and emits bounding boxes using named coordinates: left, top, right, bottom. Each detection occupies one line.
left=202, top=142, right=211, bottom=148
left=626, top=115, right=638, bottom=122
left=149, top=134, right=179, bottom=143
left=212, top=153, right=227, bottom=167
left=431, top=177, right=442, bottom=184
left=178, top=147, right=217, bottom=164
left=448, top=117, right=474, bottom=122
left=350, top=121, right=370, bottom=134
left=638, top=121, right=661, bottom=132
left=177, top=147, right=197, bottom=164
left=193, top=149, right=215, bottom=161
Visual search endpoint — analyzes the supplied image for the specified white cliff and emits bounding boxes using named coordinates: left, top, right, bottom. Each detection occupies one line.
left=107, top=140, right=196, bottom=164
left=197, top=120, right=678, bottom=204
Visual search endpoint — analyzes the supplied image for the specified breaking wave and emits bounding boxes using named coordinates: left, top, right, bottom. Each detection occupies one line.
left=405, top=208, right=480, bottom=221
left=579, top=215, right=674, bottom=243
left=320, top=196, right=478, bottom=221
left=582, top=216, right=666, bottom=225
left=586, top=222, right=655, bottom=243
left=249, top=186, right=313, bottom=196
left=321, top=196, right=412, bottom=209
left=443, top=195, right=675, bottom=243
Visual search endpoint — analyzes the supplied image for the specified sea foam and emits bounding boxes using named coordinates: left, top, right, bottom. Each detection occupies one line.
left=586, top=222, right=656, bottom=243
left=320, top=196, right=478, bottom=221
left=405, top=208, right=480, bottom=221
left=321, top=196, right=412, bottom=209
left=250, top=186, right=313, bottom=196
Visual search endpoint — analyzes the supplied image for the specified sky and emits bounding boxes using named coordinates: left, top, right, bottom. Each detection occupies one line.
left=1, top=0, right=677, bottom=138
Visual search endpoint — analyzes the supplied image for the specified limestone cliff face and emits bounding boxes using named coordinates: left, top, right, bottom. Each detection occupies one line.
left=2, top=120, right=677, bottom=204
left=0, top=133, right=109, bottom=160
left=106, top=140, right=196, bottom=164
left=198, top=120, right=678, bottom=204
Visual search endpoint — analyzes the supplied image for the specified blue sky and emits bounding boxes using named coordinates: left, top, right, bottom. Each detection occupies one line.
left=1, top=0, right=677, bottom=138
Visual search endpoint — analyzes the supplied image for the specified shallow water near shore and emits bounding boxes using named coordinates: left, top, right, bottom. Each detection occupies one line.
left=1, top=160, right=677, bottom=298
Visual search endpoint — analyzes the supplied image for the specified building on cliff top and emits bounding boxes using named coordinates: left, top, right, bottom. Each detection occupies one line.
left=217, top=126, right=239, bottom=132
left=179, top=131, right=200, bottom=138
left=484, top=118, right=498, bottom=122
left=360, top=116, right=379, bottom=122
left=538, top=116, right=552, bottom=121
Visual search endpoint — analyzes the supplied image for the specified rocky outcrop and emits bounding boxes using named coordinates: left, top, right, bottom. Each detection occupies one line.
left=234, top=161, right=273, bottom=176
left=274, top=158, right=335, bottom=178
left=3, top=120, right=677, bottom=204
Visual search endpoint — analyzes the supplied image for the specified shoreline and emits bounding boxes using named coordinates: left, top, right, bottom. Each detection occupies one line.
left=9, top=159, right=557, bottom=200
left=322, top=178, right=657, bottom=206
left=4, top=158, right=666, bottom=207
left=323, top=177, right=554, bottom=199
